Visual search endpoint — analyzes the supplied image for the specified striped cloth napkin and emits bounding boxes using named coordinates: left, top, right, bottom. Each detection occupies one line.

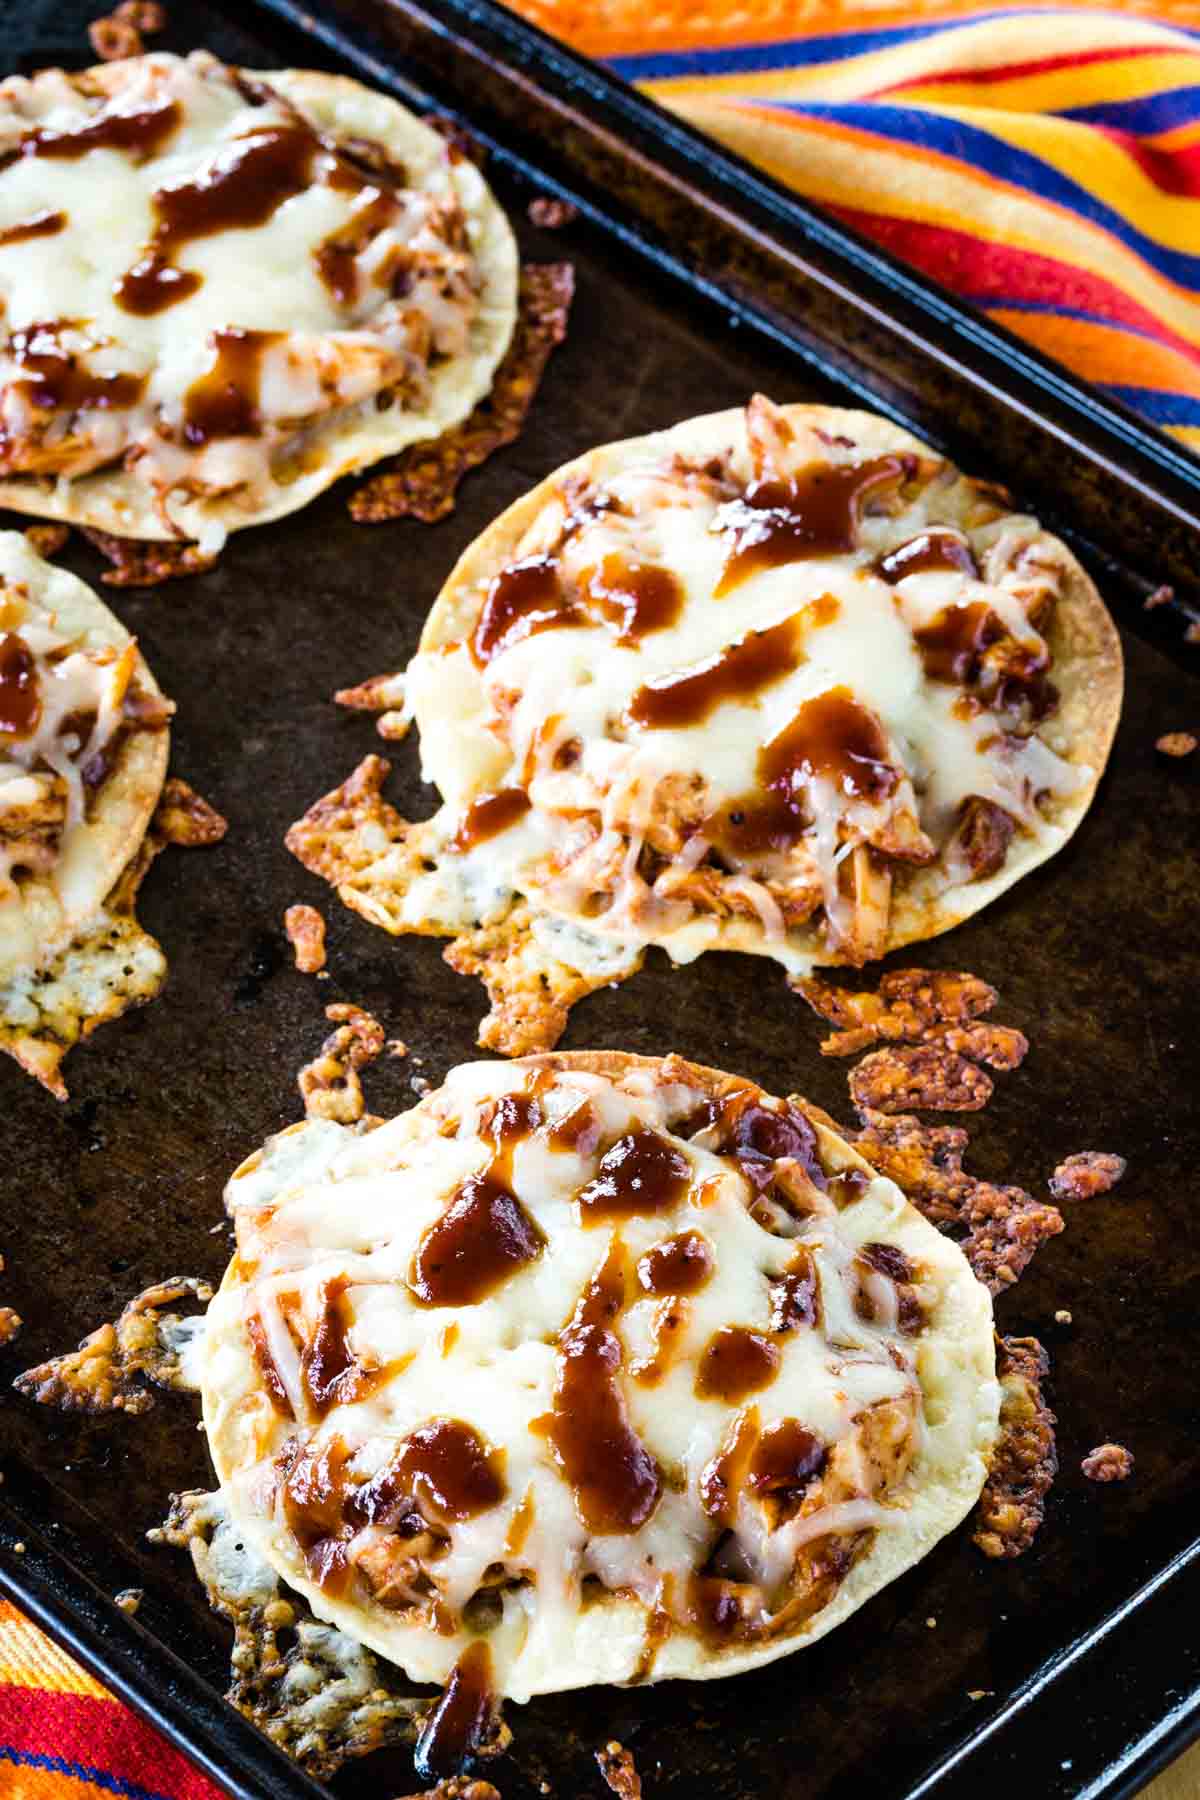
left=523, top=0, right=1200, bottom=452
left=3, top=4, right=1199, bottom=1797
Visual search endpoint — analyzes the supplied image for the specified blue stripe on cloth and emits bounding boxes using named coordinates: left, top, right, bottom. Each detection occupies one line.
left=1104, top=384, right=1200, bottom=422
left=752, top=99, right=1200, bottom=286
left=0, top=1745, right=178, bottom=1800
left=606, top=9, right=1200, bottom=82
left=1059, top=83, right=1200, bottom=132
left=979, top=296, right=1181, bottom=342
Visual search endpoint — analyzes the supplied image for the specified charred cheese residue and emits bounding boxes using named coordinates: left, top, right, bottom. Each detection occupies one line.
left=0, top=52, right=518, bottom=548
left=288, top=398, right=1122, bottom=1054
left=203, top=1052, right=999, bottom=1700
left=0, top=530, right=171, bottom=1093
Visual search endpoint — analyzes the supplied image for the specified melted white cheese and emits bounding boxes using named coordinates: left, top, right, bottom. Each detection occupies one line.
left=204, top=1058, right=998, bottom=1699
left=0, top=52, right=483, bottom=526
left=402, top=426, right=1088, bottom=971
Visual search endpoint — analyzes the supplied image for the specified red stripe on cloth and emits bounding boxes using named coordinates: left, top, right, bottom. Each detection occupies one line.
left=833, top=203, right=1200, bottom=370
left=869, top=40, right=1195, bottom=94
left=1092, top=123, right=1200, bottom=196
left=0, top=1690, right=223, bottom=1800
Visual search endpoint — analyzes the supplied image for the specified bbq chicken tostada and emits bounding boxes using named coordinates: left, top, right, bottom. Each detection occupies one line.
left=203, top=1050, right=999, bottom=1709
left=288, top=397, right=1123, bottom=1054
left=0, top=51, right=518, bottom=552
left=0, top=530, right=171, bottom=1094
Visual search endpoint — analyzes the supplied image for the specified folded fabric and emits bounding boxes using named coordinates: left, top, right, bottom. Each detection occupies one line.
left=516, top=0, right=1200, bottom=453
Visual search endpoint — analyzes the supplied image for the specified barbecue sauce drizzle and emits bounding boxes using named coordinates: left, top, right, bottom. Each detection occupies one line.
left=414, top=1640, right=497, bottom=1780
left=714, top=455, right=908, bottom=595
left=410, top=1092, right=546, bottom=1308
left=0, top=634, right=40, bottom=739
left=542, top=1241, right=663, bottom=1534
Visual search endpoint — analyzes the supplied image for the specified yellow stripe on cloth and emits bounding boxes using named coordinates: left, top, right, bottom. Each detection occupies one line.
left=0, top=1605, right=108, bottom=1701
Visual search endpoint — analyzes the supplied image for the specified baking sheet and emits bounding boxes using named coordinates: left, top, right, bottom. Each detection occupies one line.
left=2, top=3, right=1199, bottom=1797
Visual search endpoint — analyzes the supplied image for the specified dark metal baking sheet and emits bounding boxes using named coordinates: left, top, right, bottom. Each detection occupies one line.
left=1, top=3, right=1199, bottom=1799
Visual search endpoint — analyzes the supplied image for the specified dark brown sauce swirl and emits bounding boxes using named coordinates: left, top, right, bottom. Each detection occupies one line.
left=699, top=1406, right=759, bottom=1527
left=543, top=1244, right=663, bottom=1533
left=113, top=124, right=323, bottom=316
left=2, top=98, right=182, bottom=171
left=748, top=1419, right=827, bottom=1501
left=314, top=188, right=398, bottom=307
left=472, top=555, right=567, bottom=664
left=584, top=554, right=683, bottom=642
left=575, top=1129, right=693, bottom=1223
left=627, top=612, right=805, bottom=731
left=244, top=1308, right=294, bottom=1418
left=0, top=633, right=41, bottom=740
left=0, top=210, right=66, bottom=249
left=711, top=687, right=896, bottom=858
left=414, top=1640, right=497, bottom=1781
left=298, top=1277, right=393, bottom=1417
left=8, top=325, right=147, bottom=415
left=875, top=527, right=979, bottom=584
left=410, top=1172, right=544, bottom=1308
left=761, top=686, right=897, bottom=804
left=913, top=601, right=1001, bottom=685
left=278, top=1435, right=354, bottom=1592
left=182, top=327, right=282, bottom=443
left=346, top=1418, right=505, bottom=1530
left=694, top=1326, right=781, bottom=1403
left=472, top=550, right=683, bottom=666
left=714, top=457, right=907, bottom=595
left=450, top=786, right=531, bottom=852
left=637, top=1230, right=714, bottom=1296
left=769, top=1246, right=821, bottom=1331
